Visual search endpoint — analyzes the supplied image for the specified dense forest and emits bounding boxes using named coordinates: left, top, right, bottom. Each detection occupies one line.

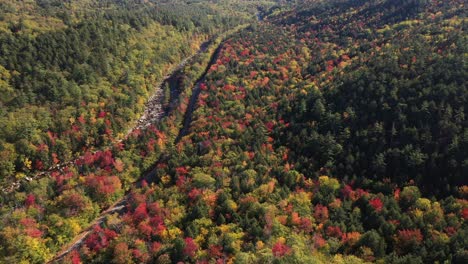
left=0, top=0, right=275, bottom=187
left=0, top=0, right=277, bottom=262
left=0, top=0, right=466, bottom=263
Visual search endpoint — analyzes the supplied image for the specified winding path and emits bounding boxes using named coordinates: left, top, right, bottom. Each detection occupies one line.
left=175, top=43, right=223, bottom=142
left=1, top=41, right=210, bottom=195
left=48, top=39, right=224, bottom=264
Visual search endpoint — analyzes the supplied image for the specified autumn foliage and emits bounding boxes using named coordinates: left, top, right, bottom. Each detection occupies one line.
left=1, top=0, right=467, bottom=263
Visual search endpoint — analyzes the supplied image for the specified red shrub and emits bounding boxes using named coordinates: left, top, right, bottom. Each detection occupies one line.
left=272, top=241, right=291, bottom=257
left=176, top=175, right=187, bottom=188
left=85, top=226, right=113, bottom=252
left=188, top=188, right=202, bottom=200
left=313, top=234, right=327, bottom=248
left=20, top=218, right=37, bottom=228
left=355, top=188, right=369, bottom=199
left=138, top=221, right=152, bottom=238
left=265, top=121, right=275, bottom=132
left=98, top=150, right=114, bottom=167
left=369, top=197, right=383, bottom=212
left=34, top=160, right=44, bottom=170
left=82, top=151, right=95, bottom=166
left=24, top=227, right=43, bottom=238
left=394, top=188, right=401, bottom=200
left=461, top=208, right=468, bottom=220
left=444, top=226, right=456, bottom=236
left=52, top=153, right=59, bottom=164
left=77, top=115, right=86, bottom=124
left=85, top=175, right=121, bottom=198
left=209, top=245, right=223, bottom=258
left=314, top=204, right=329, bottom=223
left=98, top=111, right=106, bottom=118
left=71, top=251, right=81, bottom=264
left=148, top=202, right=163, bottom=217
left=342, top=184, right=354, bottom=199
left=300, top=217, right=313, bottom=233
left=183, top=237, right=198, bottom=258
left=176, top=166, right=189, bottom=176
left=341, top=232, right=361, bottom=246
left=397, top=229, right=423, bottom=246
left=240, top=49, right=250, bottom=56
left=25, top=194, right=36, bottom=207
left=133, top=203, right=148, bottom=223
left=151, top=242, right=162, bottom=254
left=326, top=226, right=343, bottom=238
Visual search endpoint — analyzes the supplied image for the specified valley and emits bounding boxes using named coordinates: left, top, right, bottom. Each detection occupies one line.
left=0, top=1, right=466, bottom=263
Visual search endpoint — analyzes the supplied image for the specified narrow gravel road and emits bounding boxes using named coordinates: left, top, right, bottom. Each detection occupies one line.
left=48, top=40, right=224, bottom=264
left=2, top=41, right=210, bottom=195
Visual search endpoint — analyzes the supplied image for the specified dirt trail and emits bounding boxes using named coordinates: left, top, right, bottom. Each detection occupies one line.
left=48, top=41, right=224, bottom=264
left=175, top=44, right=223, bottom=142
left=1, top=42, right=210, bottom=195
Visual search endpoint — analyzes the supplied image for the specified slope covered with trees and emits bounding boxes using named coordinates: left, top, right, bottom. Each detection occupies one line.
left=56, top=0, right=466, bottom=263
left=0, top=0, right=276, bottom=187
left=1, top=0, right=467, bottom=263
left=0, top=0, right=278, bottom=262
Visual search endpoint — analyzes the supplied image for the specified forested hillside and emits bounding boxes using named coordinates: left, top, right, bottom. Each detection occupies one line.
left=0, top=0, right=467, bottom=263
left=0, top=0, right=278, bottom=262
left=0, top=0, right=277, bottom=187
